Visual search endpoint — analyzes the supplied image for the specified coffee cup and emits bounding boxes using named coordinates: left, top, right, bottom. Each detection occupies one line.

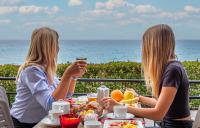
left=52, top=100, right=70, bottom=114
left=48, top=110, right=63, bottom=124
left=113, top=105, right=127, bottom=118
left=84, top=113, right=98, bottom=122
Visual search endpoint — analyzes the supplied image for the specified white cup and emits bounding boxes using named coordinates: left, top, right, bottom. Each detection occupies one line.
left=84, top=121, right=101, bottom=128
left=52, top=100, right=70, bottom=114
left=77, top=96, right=88, bottom=104
left=48, top=110, right=62, bottom=124
left=113, top=105, right=127, bottom=118
left=84, top=113, right=98, bottom=122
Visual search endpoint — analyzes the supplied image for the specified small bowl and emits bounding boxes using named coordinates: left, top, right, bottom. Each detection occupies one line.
left=60, top=114, right=80, bottom=128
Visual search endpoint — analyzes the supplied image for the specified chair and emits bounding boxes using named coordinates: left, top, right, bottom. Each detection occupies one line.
left=0, top=86, right=9, bottom=106
left=193, top=106, right=200, bottom=128
left=0, top=99, right=14, bottom=128
left=0, top=86, right=14, bottom=128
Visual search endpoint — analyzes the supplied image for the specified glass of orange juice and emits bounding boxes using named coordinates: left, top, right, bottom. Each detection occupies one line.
left=87, top=93, right=97, bottom=102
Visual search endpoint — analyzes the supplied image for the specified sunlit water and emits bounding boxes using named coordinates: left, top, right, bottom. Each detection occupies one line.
left=0, top=40, right=200, bottom=65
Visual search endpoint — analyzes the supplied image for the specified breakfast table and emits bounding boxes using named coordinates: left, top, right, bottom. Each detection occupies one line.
left=33, top=106, right=147, bottom=128
left=33, top=105, right=146, bottom=128
left=33, top=87, right=147, bottom=128
left=33, top=122, right=54, bottom=128
left=33, top=117, right=146, bottom=128
left=33, top=103, right=147, bottom=128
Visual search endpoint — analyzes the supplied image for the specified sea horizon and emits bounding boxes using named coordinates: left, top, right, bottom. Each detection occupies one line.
left=0, top=40, right=200, bottom=65
left=1, top=39, right=200, bottom=41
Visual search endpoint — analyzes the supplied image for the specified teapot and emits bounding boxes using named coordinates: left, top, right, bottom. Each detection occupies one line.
left=97, top=84, right=110, bottom=104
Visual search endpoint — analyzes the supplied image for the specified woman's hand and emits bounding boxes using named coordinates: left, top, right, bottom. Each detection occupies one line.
left=54, top=60, right=87, bottom=100
left=101, top=97, right=120, bottom=111
left=65, top=60, right=87, bottom=78
left=126, top=88, right=139, bottom=97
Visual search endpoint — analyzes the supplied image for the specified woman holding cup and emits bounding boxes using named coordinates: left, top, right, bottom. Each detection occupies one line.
left=10, top=27, right=87, bottom=128
left=102, top=24, right=192, bottom=128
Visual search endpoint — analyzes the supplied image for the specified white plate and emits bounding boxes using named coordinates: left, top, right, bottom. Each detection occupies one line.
left=103, top=120, right=144, bottom=128
left=106, top=113, right=134, bottom=120
left=40, top=117, right=60, bottom=127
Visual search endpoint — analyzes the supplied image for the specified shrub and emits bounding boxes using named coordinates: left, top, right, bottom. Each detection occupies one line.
left=0, top=61, right=199, bottom=108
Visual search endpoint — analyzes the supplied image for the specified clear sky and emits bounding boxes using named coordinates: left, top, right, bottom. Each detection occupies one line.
left=0, top=0, right=200, bottom=40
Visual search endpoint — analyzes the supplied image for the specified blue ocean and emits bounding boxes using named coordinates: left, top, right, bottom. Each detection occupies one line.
left=0, top=40, right=200, bottom=65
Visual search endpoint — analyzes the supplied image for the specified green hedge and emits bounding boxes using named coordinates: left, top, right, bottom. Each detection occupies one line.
left=0, top=61, right=200, bottom=108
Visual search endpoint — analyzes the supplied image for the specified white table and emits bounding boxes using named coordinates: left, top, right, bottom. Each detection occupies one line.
left=33, top=121, right=84, bottom=128
left=33, top=117, right=145, bottom=128
left=34, top=104, right=143, bottom=128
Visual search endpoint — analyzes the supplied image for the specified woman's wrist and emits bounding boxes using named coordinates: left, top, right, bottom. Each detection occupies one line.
left=64, top=67, right=72, bottom=76
left=60, top=70, right=73, bottom=84
left=138, top=95, right=141, bottom=103
left=66, top=92, right=73, bottom=98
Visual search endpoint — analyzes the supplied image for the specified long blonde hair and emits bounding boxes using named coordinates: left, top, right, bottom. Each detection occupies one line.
left=142, top=24, right=176, bottom=98
left=17, top=27, right=59, bottom=84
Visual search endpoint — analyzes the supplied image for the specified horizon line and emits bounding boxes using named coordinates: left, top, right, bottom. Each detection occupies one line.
left=0, top=39, right=200, bottom=41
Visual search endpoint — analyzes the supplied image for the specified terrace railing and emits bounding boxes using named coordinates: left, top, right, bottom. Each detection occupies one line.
left=0, top=77, right=199, bottom=109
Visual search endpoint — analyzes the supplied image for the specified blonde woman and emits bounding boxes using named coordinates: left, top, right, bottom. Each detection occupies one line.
left=102, top=24, right=193, bottom=128
left=10, top=27, right=87, bottom=128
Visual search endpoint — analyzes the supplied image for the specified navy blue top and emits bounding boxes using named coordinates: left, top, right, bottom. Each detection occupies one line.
left=159, top=61, right=190, bottom=119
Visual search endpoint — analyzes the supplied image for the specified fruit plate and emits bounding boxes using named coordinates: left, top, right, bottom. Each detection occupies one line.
left=103, top=120, right=144, bottom=128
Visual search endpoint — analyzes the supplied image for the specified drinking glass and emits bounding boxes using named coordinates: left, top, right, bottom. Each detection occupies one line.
left=87, top=93, right=97, bottom=102
left=73, top=57, right=87, bottom=80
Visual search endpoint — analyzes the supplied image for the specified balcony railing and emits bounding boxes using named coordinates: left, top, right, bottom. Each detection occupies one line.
left=0, top=77, right=199, bottom=109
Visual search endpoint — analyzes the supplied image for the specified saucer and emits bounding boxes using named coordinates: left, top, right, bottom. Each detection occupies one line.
left=106, top=113, right=134, bottom=120
left=41, top=117, right=60, bottom=126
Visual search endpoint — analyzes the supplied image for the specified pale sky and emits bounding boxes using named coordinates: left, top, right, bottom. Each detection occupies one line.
left=0, top=0, right=200, bottom=40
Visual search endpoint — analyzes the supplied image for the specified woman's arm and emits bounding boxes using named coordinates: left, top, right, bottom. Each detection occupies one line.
left=52, top=60, right=87, bottom=100
left=139, top=95, right=157, bottom=107
left=67, top=79, right=76, bottom=98
left=126, top=88, right=157, bottom=107
left=103, top=87, right=177, bottom=121
left=52, top=71, right=72, bottom=100
left=128, top=87, right=177, bottom=121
